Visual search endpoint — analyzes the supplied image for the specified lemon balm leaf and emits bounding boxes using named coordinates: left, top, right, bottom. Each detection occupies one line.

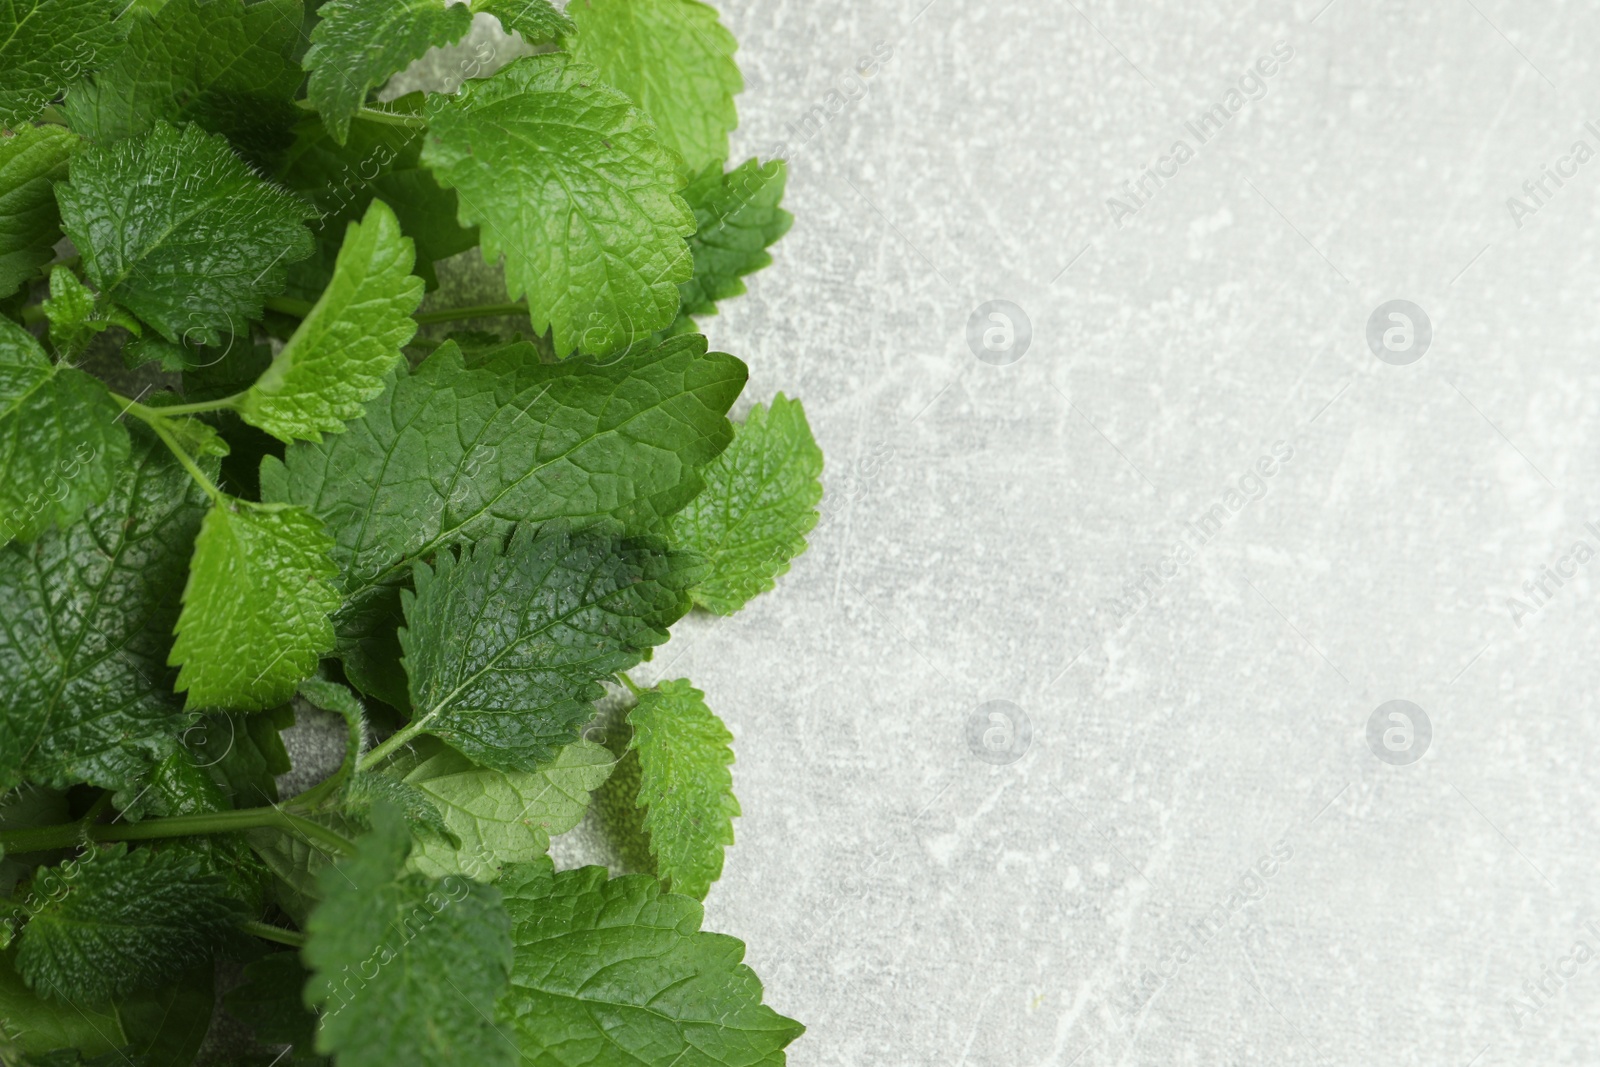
left=568, top=0, right=741, bottom=175
left=668, top=395, right=822, bottom=614
left=170, top=499, right=341, bottom=711
left=421, top=53, right=694, bottom=357
left=303, top=0, right=473, bottom=146
left=397, top=524, right=703, bottom=771
left=238, top=200, right=423, bottom=443
left=56, top=121, right=313, bottom=346
left=629, top=679, right=738, bottom=899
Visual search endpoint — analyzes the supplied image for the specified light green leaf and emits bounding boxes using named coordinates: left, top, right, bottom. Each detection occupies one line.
left=568, top=0, right=741, bottom=175
left=421, top=52, right=694, bottom=357
left=303, top=0, right=473, bottom=146
left=498, top=859, right=804, bottom=1067
left=170, top=498, right=341, bottom=712
left=0, top=316, right=129, bottom=543
left=62, top=0, right=304, bottom=163
left=15, top=844, right=243, bottom=1004
left=304, top=807, right=514, bottom=1067
left=474, top=0, right=571, bottom=44
left=0, top=0, right=124, bottom=130
left=39, top=264, right=94, bottom=356
left=238, top=200, right=423, bottom=443
left=263, top=334, right=744, bottom=701
left=668, top=395, right=822, bottom=613
left=629, top=679, right=737, bottom=899
left=56, top=120, right=314, bottom=346
left=678, top=158, right=792, bottom=320
left=0, top=124, right=77, bottom=300
left=0, top=429, right=201, bottom=792
left=399, top=739, right=614, bottom=881
left=398, top=524, right=703, bottom=771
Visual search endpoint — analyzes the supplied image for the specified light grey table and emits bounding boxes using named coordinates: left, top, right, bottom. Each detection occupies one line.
left=380, top=4, right=1600, bottom=1064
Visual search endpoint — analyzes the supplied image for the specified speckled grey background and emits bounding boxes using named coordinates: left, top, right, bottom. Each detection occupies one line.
left=354, top=2, right=1600, bottom=1064
left=591, top=1, right=1600, bottom=1065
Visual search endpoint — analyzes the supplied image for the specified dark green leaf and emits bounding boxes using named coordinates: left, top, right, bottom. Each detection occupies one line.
left=398, top=524, right=702, bottom=771
left=677, top=158, right=792, bottom=320
left=0, top=0, right=124, bottom=130
left=56, top=120, right=314, bottom=346
left=0, top=429, right=200, bottom=793
left=303, top=0, right=472, bottom=145
left=262, top=334, right=744, bottom=701
left=0, top=315, right=130, bottom=543
left=16, top=844, right=244, bottom=1003
left=62, top=0, right=305, bottom=164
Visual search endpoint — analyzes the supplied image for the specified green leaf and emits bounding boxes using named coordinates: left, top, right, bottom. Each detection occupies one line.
left=398, top=739, right=613, bottom=881
left=263, top=334, right=744, bottom=700
left=498, top=859, right=804, bottom=1066
left=568, top=0, right=741, bottom=175
left=188, top=708, right=292, bottom=809
left=238, top=200, right=423, bottom=443
left=304, top=0, right=473, bottom=146
left=130, top=749, right=272, bottom=910
left=275, top=99, right=477, bottom=296
left=668, top=395, right=822, bottom=614
left=56, top=120, right=314, bottom=346
left=0, top=429, right=200, bottom=792
left=421, top=52, right=694, bottom=357
left=62, top=0, right=305, bottom=163
left=304, top=807, right=514, bottom=1067
left=37, top=265, right=134, bottom=358
left=0, top=124, right=77, bottom=300
left=115, top=962, right=213, bottom=1067
left=0, top=0, right=124, bottom=130
left=0, top=948, right=126, bottom=1061
left=39, top=265, right=94, bottom=356
left=15, top=844, right=243, bottom=1004
left=224, top=950, right=318, bottom=1050
left=170, top=498, right=341, bottom=712
left=398, top=524, right=702, bottom=772
left=0, top=316, right=130, bottom=543
left=678, top=158, right=792, bottom=320
left=474, top=0, right=572, bottom=45
left=629, top=679, right=737, bottom=899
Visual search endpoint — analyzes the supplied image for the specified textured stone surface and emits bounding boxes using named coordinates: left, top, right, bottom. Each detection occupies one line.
left=336, top=4, right=1600, bottom=1064
left=623, top=2, right=1600, bottom=1065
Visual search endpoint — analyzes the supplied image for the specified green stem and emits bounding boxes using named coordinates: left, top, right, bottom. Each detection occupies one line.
left=616, top=672, right=644, bottom=697
left=0, top=806, right=356, bottom=856
left=18, top=303, right=44, bottom=326
left=357, top=724, right=422, bottom=774
left=129, top=395, right=243, bottom=418
left=244, top=921, right=306, bottom=948
left=292, top=98, right=425, bottom=130
left=136, top=408, right=223, bottom=501
left=264, top=295, right=314, bottom=319
left=413, top=302, right=529, bottom=325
